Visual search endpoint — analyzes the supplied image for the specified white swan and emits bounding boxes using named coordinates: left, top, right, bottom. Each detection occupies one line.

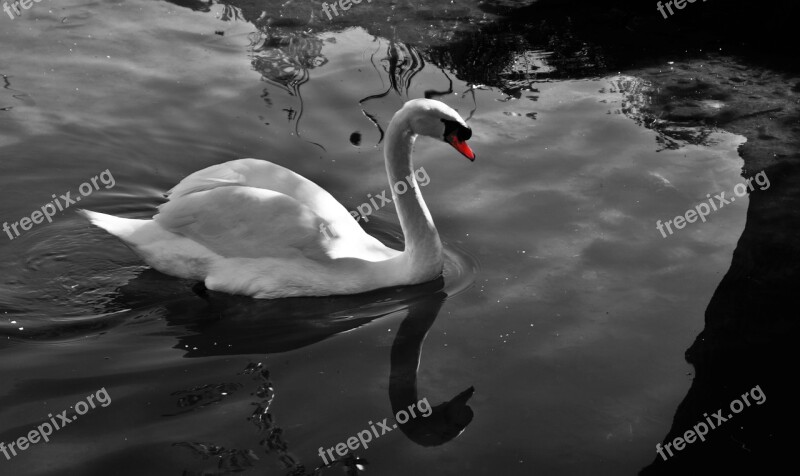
left=78, top=99, right=475, bottom=299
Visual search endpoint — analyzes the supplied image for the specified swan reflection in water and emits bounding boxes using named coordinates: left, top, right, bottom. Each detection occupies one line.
left=110, top=253, right=476, bottom=474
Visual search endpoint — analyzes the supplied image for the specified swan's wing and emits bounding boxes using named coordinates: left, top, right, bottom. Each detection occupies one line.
left=154, top=186, right=333, bottom=260
left=166, top=158, right=364, bottom=240
left=164, top=158, right=397, bottom=260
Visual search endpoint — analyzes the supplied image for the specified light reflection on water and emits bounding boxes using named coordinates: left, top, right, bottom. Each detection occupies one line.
left=0, top=1, right=750, bottom=475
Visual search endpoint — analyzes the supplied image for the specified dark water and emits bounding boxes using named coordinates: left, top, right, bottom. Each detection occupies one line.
left=1, top=1, right=796, bottom=475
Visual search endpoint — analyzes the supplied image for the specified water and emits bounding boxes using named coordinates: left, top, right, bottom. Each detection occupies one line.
left=0, top=0, right=777, bottom=474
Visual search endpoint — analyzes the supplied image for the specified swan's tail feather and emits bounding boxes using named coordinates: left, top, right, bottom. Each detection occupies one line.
left=76, top=209, right=150, bottom=243
left=77, top=209, right=214, bottom=281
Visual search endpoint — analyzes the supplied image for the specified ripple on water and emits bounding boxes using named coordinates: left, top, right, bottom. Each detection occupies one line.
left=0, top=214, right=478, bottom=350
left=0, top=220, right=143, bottom=341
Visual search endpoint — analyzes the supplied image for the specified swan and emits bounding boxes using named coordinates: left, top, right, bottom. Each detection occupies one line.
left=78, top=99, right=475, bottom=299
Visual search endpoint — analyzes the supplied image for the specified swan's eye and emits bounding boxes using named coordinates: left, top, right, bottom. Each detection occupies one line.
left=441, top=119, right=471, bottom=142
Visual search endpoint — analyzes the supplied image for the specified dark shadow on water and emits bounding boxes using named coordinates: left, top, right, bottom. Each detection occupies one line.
left=165, top=0, right=798, bottom=90
left=105, top=223, right=477, bottom=358
left=76, top=225, right=475, bottom=475
left=160, top=0, right=800, bottom=165
left=123, top=279, right=476, bottom=474
left=0, top=220, right=477, bottom=475
left=389, top=292, right=475, bottom=446
left=162, top=275, right=445, bottom=357
left=640, top=160, right=800, bottom=474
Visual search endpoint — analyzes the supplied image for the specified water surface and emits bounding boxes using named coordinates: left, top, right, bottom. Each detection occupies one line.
left=0, top=1, right=758, bottom=474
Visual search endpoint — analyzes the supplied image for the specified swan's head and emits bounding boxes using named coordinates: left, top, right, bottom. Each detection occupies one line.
left=400, top=99, right=476, bottom=161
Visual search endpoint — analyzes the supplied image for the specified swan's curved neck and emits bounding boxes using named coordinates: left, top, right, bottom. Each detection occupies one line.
left=385, top=115, right=443, bottom=282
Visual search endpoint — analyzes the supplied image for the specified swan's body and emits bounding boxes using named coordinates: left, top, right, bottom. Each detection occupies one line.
left=79, top=99, right=474, bottom=299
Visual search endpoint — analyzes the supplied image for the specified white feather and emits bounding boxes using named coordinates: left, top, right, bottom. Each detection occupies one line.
left=78, top=99, right=470, bottom=298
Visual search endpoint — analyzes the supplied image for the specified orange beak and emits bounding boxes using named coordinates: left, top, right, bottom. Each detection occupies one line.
left=447, top=133, right=476, bottom=161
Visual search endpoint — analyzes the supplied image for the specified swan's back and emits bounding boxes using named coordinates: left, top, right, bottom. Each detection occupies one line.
left=167, top=159, right=361, bottom=238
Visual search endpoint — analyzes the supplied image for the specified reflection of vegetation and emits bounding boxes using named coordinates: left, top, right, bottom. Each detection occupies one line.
left=163, top=0, right=330, bottom=147
left=602, top=76, right=718, bottom=151
left=162, top=0, right=795, bottom=157
left=357, top=41, right=427, bottom=143
left=360, top=41, right=425, bottom=103
left=165, top=0, right=797, bottom=99
left=250, top=32, right=326, bottom=93
left=249, top=30, right=328, bottom=147
left=162, top=0, right=590, bottom=127
left=426, top=21, right=603, bottom=95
